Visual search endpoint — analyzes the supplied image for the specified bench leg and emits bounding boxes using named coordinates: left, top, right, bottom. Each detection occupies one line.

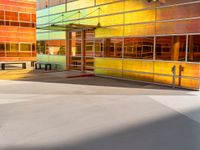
left=35, top=64, right=38, bottom=69
left=45, top=64, right=47, bottom=70
left=22, top=63, right=26, bottom=69
left=39, top=64, right=42, bottom=69
left=31, top=61, right=34, bottom=67
left=1, top=64, right=5, bottom=70
left=49, top=64, right=52, bottom=70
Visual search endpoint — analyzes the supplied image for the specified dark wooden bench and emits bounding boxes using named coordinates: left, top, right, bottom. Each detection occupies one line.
left=35, top=62, right=60, bottom=71
left=35, top=62, right=52, bottom=70
left=31, top=61, right=36, bottom=67
left=1, top=62, right=26, bottom=70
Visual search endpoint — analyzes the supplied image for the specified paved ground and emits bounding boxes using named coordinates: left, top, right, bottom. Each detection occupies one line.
left=0, top=69, right=200, bottom=150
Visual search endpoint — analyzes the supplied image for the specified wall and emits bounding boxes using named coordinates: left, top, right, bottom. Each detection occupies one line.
left=37, top=54, right=66, bottom=70
left=0, top=0, right=36, bottom=61
left=95, top=58, right=200, bottom=90
left=36, top=0, right=200, bottom=90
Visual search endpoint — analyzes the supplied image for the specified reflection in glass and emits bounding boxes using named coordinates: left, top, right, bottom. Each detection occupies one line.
left=0, top=42, right=5, bottom=57
left=156, top=36, right=186, bottom=61
left=104, top=38, right=122, bottom=58
left=188, top=35, right=200, bottom=62
left=85, top=40, right=94, bottom=57
left=124, top=37, right=154, bottom=59
left=10, top=43, right=19, bottom=52
left=20, top=43, right=31, bottom=51
left=95, top=39, right=104, bottom=57
left=37, top=41, right=46, bottom=54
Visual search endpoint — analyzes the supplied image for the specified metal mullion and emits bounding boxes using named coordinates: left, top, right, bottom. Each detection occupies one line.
left=185, top=34, right=189, bottom=62
left=81, top=30, right=85, bottom=72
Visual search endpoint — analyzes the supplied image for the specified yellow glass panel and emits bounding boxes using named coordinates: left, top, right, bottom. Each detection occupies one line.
left=95, top=26, right=124, bottom=38
left=96, top=0, right=119, bottom=5
left=95, top=57, right=123, bottom=78
left=100, top=2, right=124, bottom=15
left=154, top=61, right=200, bottom=89
left=125, top=0, right=154, bottom=12
left=125, top=10, right=155, bottom=24
left=123, top=59, right=154, bottom=82
left=79, top=18, right=98, bottom=26
left=124, top=23, right=155, bottom=36
left=80, top=7, right=99, bottom=18
left=95, top=57, right=122, bottom=69
left=100, top=14, right=123, bottom=26
left=67, top=0, right=95, bottom=11
left=123, top=59, right=154, bottom=73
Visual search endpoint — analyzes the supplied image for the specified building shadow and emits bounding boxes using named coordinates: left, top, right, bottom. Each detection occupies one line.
left=3, top=108, right=200, bottom=150
left=14, top=70, right=190, bottom=93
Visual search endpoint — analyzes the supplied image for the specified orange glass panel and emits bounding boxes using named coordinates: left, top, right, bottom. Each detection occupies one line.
left=5, top=11, right=18, bottom=21
left=20, top=13, right=31, bottom=22
left=0, top=11, right=4, bottom=20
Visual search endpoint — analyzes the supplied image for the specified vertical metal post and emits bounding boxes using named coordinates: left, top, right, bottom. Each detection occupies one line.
left=66, top=31, right=71, bottom=70
left=171, top=65, right=176, bottom=88
left=153, top=36, right=156, bottom=60
left=81, top=30, right=85, bottom=72
left=185, top=34, right=189, bottom=62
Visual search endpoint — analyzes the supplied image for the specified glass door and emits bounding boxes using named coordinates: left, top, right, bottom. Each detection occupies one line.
left=69, top=31, right=82, bottom=71
left=69, top=30, right=95, bottom=72
left=85, top=30, right=95, bottom=72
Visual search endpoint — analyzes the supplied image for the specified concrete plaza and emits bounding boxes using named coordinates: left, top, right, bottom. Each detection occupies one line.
left=0, top=69, right=200, bottom=150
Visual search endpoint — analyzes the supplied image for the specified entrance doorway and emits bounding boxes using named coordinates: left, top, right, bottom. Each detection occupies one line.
left=68, top=30, right=95, bottom=72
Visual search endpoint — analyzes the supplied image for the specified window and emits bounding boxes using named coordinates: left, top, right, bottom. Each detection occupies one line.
left=6, top=43, right=10, bottom=51
left=5, top=11, right=18, bottom=21
left=10, top=22, right=19, bottom=26
left=0, top=11, right=4, bottom=20
left=103, top=38, right=123, bottom=58
left=0, top=21, right=4, bottom=26
left=0, top=43, right=5, bottom=52
left=188, top=35, right=200, bottom=62
left=37, top=41, right=46, bottom=54
left=32, top=43, right=36, bottom=51
left=95, top=39, right=104, bottom=57
left=20, top=22, right=32, bottom=27
left=10, top=43, right=19, bottom=52
left=46, top=40, right=66, bottom=55
left=20, top=43, right=31, bottom=51
left=156, top=36, right=186, bottom=61
left=85, top=40, right=94, bottom=57
left=124, top=37, right=154, bottom=59
left=32, top=14, right=36, bottom=22
left=19, top=13, right=31, bottom=22
left=0, top=42, right=5, bottom=57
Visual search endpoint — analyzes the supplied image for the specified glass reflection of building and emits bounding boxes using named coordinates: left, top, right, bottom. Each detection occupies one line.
left=36, top=0, right=200, bottom=90
left=0, top=0, right=36, bottom=61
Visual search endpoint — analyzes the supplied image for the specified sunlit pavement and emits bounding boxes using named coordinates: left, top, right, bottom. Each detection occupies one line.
left=0, top=70, right=200, bottom=150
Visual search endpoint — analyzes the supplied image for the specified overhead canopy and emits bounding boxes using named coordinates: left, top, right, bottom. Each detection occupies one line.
left=37, top=23, right=98, bottom=31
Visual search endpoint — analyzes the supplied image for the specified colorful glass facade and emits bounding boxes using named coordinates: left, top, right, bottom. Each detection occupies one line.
left=36, top=0, right=200, bottom=90
left=0, top=0, right=36, bottom=61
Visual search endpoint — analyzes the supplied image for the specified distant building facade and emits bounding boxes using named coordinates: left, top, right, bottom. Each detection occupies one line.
left=0, top=0, right=36, bottom=61
left=36, top=0, right=200, bottom=90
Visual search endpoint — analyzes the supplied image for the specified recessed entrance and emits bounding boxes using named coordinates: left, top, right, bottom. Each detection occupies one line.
left=68, top=30, right=95, bottom=72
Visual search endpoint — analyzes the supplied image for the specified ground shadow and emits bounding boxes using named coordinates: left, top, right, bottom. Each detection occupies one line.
left=3, top=108, right=200, bottom=150
left=14, top=69, right=190, bottom=92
